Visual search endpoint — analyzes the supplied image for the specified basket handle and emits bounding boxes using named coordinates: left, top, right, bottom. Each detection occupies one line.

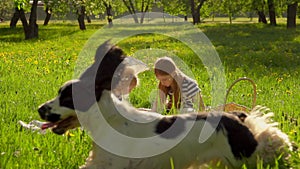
left=224, top=77, right=257, bottom=111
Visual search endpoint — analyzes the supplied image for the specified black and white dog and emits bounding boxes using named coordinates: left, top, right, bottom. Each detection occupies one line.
left=38, top=42, right=292, bottom=169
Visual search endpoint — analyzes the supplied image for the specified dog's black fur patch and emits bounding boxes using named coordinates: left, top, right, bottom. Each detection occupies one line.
left=59, top=82, right=75, bottom=109
left=219, top=114, right=258, bottom=159
left=197, top=113, right=257, bottom=159
left=72, top=41, right=126, bottom=112
left=38, top=104, right=61, bottom=122
left=80, top=42, right=126, bottom=92
left=155, top=116, right=178, bottom=134
left=229, top=111, right=248, bottom=122
left=155, top=112, right=257, bottom=159
left=155, top=116, right=183, bottom=138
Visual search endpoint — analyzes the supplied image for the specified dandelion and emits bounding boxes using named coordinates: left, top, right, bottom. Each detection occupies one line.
left=272, top=72, right=278, bottom=76
left=33, top=60, right=38, bottom=65
left=26, top=58, right=32, bottom=63
left=277, top=77, right=283, bottom=83
left=65, top=59, right=70, bottom=65
left=283, top=73, right=290, bottom=78
left=43, top=67, right=50, bottom=74
left=286, top=90, right=292, bottom=95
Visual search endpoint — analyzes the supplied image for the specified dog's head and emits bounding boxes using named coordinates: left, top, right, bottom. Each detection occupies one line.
left=38, top=41, right=127, bottom=134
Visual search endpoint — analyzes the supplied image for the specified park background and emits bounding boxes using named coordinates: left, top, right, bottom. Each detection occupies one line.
left=1, top=0, right=300, bottom=168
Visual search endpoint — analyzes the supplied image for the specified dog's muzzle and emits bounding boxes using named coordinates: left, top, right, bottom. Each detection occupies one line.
left=38, top=104, right=61, bottom=122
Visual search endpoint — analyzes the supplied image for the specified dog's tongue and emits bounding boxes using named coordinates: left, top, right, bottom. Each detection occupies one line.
left=41, top=122, right=55, bottom=130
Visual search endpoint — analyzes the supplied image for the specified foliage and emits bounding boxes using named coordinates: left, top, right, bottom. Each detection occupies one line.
left=43, top=0, right=71, bottom=18
left=213, top=0, right=252, bottom=22
left=158, top=0, right=189, bottom=16
left=13, top=0, right=31, bottom=11
left=0, top=0, right=14, bottom=20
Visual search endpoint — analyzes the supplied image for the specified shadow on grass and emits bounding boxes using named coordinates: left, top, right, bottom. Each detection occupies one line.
left=0, top=22, right=105, bottom=43
left=199, top=23, right=300, bottom=72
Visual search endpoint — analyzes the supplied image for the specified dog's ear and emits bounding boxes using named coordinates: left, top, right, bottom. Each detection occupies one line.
left=94, top=40, right=113, bottom=64
left=93, top=44, right=126, bottom=90
left=76, top=41, right=126, bottom=108
left=79, top=40, right=113, bottom=80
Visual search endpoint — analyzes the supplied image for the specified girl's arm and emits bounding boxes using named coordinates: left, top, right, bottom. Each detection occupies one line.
left=151, top=89, right=167, bottom=113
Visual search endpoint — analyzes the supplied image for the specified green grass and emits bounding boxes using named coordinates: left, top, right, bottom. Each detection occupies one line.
left=0, top=20, right=299, bottom=168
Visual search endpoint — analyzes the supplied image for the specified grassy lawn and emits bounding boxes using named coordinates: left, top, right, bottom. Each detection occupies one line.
left=0, top=19, right=299, bottom=168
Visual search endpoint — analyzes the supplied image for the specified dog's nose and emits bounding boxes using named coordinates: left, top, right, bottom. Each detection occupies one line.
left=38, top=104, right=52, bottom=119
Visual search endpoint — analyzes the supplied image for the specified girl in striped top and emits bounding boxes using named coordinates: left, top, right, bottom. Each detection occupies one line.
left=151, top=57, right=205, bottom=113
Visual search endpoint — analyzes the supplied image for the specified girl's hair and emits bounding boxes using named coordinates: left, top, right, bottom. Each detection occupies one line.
left=154, top=57, right=182, bottom=109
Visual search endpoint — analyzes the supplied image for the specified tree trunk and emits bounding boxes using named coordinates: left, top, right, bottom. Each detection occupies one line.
left=43, top=7, right=52, bottom=26
left=129, top=0, right=139, bottom=23
left=140, top=12, right=146, bottom=24
left=196, top=1, right=204, bottom=23
left=190, top=0, right=205, bottom=24
left=19, top=9, right=29, bottom=35
left=287, top=2, right=297, bottom=29
left=140, top=0, right=150, bottom=24
left=86, top=16, right=91, bottom=23
left=122, top=0, right=139, bottom=23
left=268, top=0, right=276, bottom=26
left=257, top=10, right=267, bottom=24
left=104, top=2, right=113, bottom=26
left=77, top=6, right=86, bottom=30
left=25, top=0, right=39, bottom=39
left=190, top=0, right=199, bottom=24
left=131, top=14, right=139, bottom=23
left=10, top=7, right=21, bottom=28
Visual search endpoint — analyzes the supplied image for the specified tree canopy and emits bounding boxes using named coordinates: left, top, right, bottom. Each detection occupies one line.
left=2, top=0, right=299, bottom=39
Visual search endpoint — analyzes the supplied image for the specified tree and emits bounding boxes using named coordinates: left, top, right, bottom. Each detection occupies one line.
left=89, top=0, right=115, bottom=26
left=219, top=0, right=248, bottom=24
left=268, top=0, right=277, bottom=25
left=205, top=0, right=222, bottom=22
left=43, top=0, right=53, bottom=25
left=122, top=0, right=154, bottom=23
left=10, top=0, right=39, bottom=39
left=10, top=0, right=29, bottom=28
left=77, top=5, right=86, bottom=30
left=0, top=0, right=14, bottom=21
left=42, top=0, right=87, bottom=30
left=26, top=0, right=39, bottom=39
left=158, top=0, right=189, bottom=21
left=252, top=0, right=268, bottom=24
left=103, top=1, right=113, bottom=26
left=287, top=0, right=298, bottom=28
left=190, top=0, right=206, bottom=24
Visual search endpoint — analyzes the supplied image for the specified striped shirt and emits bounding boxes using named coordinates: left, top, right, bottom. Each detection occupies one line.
left=181, top=77, right=200, bottom=109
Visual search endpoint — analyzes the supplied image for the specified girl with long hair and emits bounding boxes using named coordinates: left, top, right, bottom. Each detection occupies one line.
left=151, top=57, right=205, bottom=113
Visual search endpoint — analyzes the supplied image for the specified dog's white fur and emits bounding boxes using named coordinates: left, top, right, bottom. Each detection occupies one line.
left=75, top=90, right=292, bottom=169
left=79, top=90, right=233, bottom=169
left=242, top=106, right=292, bottom=165
left=38, top=43, right=292, bottom=169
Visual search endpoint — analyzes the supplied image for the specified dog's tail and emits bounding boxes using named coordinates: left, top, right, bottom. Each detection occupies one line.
left=243, top=106, right=292, bottom=166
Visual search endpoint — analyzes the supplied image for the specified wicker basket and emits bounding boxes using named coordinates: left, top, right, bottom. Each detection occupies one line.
left=224, top=77, right=256, bottom=112
left=207, top=77, right=257, bottom=113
